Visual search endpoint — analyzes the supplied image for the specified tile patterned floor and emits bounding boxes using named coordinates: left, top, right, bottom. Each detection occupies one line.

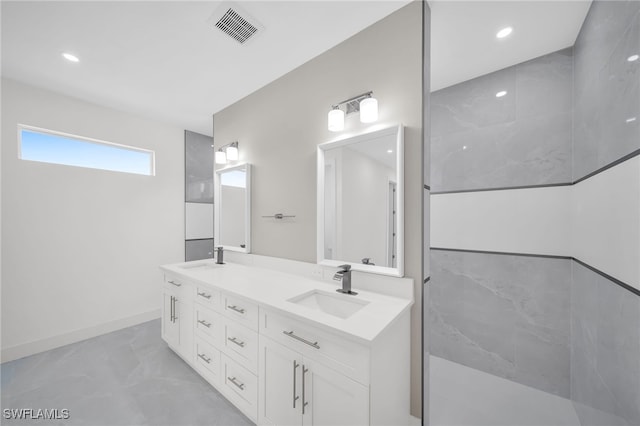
left=1, top=319, right=254, bottom=426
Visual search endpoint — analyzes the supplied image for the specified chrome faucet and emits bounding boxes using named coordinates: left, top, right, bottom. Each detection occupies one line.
left=334, top=264, right=357, bottom=295
left=215, top=246, right=224, bottom=264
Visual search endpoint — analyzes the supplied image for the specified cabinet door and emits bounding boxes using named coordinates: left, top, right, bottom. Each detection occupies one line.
left=259, top=336, right=303, bottom=426
left=302, top=358, right=369, bottom=426
left=162, top=292, right=180, bottom=348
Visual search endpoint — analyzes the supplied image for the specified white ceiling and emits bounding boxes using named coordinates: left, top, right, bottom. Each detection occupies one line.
left=1, top=1, right=411, bottom=136
left=2, top=1, right=592, bottom=136
left=430, top=0, right=592, bottom=91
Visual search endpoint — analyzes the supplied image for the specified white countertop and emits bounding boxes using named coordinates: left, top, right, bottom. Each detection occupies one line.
left=160, top=259, right=413, bottom=344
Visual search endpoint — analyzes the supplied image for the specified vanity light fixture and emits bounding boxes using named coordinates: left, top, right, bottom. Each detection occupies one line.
left=215, top=148, right=227, bottom=165
left=62, top=52, right=79, bottom=62
left=496, top=26, right=513, bottom=39
left=226, top=141, right=239, bottom=161
left=214, top=141, right=240, bottom=165
left=328, top=91, right=378, bottom=131
left=495, top=90, right=507, bottom=98
left=328, top=107, right=345, bottom=132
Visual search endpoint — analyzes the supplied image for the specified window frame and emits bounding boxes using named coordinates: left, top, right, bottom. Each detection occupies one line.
left=17, top=124, right=156, bottom=176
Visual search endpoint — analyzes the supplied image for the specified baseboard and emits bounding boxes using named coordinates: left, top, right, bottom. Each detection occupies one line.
left=409, top=415, right=422, bottom=425
left=1, top=309, right=161, bottom=363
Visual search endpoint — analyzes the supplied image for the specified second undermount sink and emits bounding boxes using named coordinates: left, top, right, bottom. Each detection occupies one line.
left=288, top=290, right=369, bottom=319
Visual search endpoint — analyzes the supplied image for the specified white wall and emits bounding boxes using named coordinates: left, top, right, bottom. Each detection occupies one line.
left=1, top=78, right=184, bottom=361
left=340, top=146, right=395, bottom=267
left=214, top=2, right=423, bottom=415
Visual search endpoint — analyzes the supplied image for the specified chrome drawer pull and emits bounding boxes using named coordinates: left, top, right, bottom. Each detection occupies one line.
left=283, top=330, right=320, bottom=349
left=198, top=353, right=211, bottom=364
left=228, top=376, right=245, bottom=390
left=293, top=360, right=300, bottom=408
left=302, top=365, right=309, bottom=414
left=168, top=280, right=182, bottom=287
left=198, top=319, right=211, bottom=328
left=198, top=292, right=212, bottom=299
left=227, top=305, right=246, bottom=314
left=227, top=336, right=246, bottom=348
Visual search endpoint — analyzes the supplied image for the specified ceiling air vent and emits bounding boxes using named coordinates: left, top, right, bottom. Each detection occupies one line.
left=214, top=7, right=260, bottom=44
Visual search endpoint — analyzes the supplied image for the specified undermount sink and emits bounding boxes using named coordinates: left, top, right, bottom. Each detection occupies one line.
left=288, top=290, right=369, bottom=319
left=178, top=262, right=220, bottom=270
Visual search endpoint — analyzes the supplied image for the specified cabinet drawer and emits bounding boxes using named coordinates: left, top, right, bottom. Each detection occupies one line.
left=260, top=309, right=370, bottom=385
left=194, top=305, right=224, bottom=347
left=221, top=354, right=257, bottom=422
left=222, top=294, right=258, bottom=331
left=223, top=321, right=258, bottom=374
left=195, top=285, right=220, bottom=310
left=164, top=274, right=188, bottom=295
left=194, top=338, right=221, bottom=385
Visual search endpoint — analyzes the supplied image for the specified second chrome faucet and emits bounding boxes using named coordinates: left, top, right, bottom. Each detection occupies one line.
left=334, top=264, right=357, bottom=295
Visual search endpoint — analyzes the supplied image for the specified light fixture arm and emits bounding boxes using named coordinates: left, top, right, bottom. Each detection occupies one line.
left=331, top=91, right=373, bottom=110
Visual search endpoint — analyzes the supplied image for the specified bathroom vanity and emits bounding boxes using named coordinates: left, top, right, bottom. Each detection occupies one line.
left=159, top=259, right=413, bottom=425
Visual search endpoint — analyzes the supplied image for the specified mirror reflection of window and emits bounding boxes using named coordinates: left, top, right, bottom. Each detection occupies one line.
left=219, top=169, right=247, bottom=248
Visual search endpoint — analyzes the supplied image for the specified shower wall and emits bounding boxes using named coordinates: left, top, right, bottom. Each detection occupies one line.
left=430, top=49, right=574, bottom=398
left=429, top=2, right=640, bottom=425
left=571, top=1, right=640, bottom=425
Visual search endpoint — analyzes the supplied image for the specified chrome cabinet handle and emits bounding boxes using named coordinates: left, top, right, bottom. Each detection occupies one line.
left=170, top=296, right=174, bottom=322
left=283, top=331, right=320, bottom=349
left=198, top=353, right=211, bottom=364
left=293, top=360, right=300, bottom=408
left=173, top=297, right=178, bottom=322
left=227, top=336, right=246, bottom=348
left=227, top=305, right=246, bottom=314
left=168, top=280, right=182, bottom=287
left=198, top=292, right=212, bottom=299
left=228, top=376, right=245, bottom=390
left=198, top=319, right=211, bottom=328
left=302, top=365, right=309, bottom=414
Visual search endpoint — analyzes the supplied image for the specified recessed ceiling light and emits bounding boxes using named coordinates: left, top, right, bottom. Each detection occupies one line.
left=62, top=52, right=79, bottom=63
left=387, top=149, right=393, bottom=154
left=496, top=27, right=513, bottom=39
left=627, top=54, right=639, bottom=62
left=495, top=90, right=507, bottom=98
left=462, top=145, right=467, bottom=150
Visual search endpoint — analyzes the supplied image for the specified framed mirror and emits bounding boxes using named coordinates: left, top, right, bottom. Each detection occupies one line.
left=317, top=124, right=404, bottom=277
left=215, top=163, right=251, bottom=253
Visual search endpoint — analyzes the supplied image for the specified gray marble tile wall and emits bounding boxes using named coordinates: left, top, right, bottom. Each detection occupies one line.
left=185, top=130, right=214, bottom=203
left=573, top=0, right=640, bottom=181
left=431, top=49, right=573, bottom=192
left=185, top=131, right=214, bottom=261
left=185, top=239, right=214, bottom=262
left=429, top=249, right=571, bottom=397
left=571, top=262, right=640, bottom=426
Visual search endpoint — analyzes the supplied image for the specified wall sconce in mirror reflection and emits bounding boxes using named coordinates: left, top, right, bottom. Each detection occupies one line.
left=327, top=91, right=378, bottom=132
left=214, top=141, right=240, bottom=165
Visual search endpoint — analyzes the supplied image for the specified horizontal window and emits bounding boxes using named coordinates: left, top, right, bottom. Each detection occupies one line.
left=18, top=125, right=155, bottom=176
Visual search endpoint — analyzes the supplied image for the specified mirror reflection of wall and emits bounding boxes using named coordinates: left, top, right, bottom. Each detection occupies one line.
left=215, top=164, right=251, bottom=252
left=184, top=130, right=214, bottom=261
left=323, top=136, right=397, bottom=267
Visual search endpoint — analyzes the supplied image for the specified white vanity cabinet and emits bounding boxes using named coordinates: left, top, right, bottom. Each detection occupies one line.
left=259, top=335, right=369, bottom=426
left=161, top=274, right=193, bottom=362
left=160, top=262, right=412, bottom=426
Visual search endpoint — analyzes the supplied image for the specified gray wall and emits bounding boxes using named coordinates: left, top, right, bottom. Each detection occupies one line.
left=431, top=49, right=573, bottom=192
left=214, top=2, right=424, bottom=415
left=571, top=1, right=640, bottom=425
